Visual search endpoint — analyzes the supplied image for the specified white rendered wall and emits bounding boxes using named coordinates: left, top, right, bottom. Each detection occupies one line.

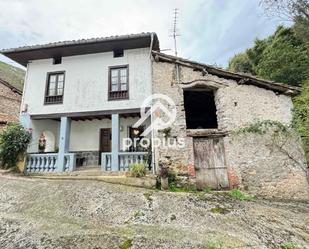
left=69, top=117, right=145, bottom=151
left=23, top=48, right=152, bottom=115
left=27, top=119, right=59, bottom=153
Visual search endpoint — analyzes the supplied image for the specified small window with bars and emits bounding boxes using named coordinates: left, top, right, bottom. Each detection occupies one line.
left=45, top=72, right=65, bottom=104
left=109, top=66, right=129, bottom=100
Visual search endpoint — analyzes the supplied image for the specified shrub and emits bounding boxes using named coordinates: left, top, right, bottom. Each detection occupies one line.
left=129, top=163, right=146, bottom=177
left=0, top=123, right=31, bottom=169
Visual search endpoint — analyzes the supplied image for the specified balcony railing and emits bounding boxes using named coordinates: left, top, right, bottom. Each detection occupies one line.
left=101, top=152, right=149, bottom=171
left=25, top=153, right=58, bottom=173
left=25, top=153, right=76, bottom=173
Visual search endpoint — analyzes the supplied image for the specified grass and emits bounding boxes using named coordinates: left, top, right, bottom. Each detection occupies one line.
left=119, top=239, right=133, bottom=249
left=228, top=189, right=255, bottom=201
left=202, top=242, right=223, bottom=249
left=210, top=206, right=228, bottom=214
left=168, top=183, right=197, bottom=193
left=281, top=244, right=299, bottom=249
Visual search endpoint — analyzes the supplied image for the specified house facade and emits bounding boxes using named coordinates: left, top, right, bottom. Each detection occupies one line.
left=1, top=33, right=159, bottom=172
left=0, top=78, right=22, bottom=129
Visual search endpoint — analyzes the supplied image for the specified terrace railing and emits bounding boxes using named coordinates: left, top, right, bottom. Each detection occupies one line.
left=101, top=152, right=150, bottom=172
left=25, top=153, right=76, bottom=173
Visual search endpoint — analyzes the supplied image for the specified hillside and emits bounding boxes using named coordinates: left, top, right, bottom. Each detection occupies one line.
left=0, top=61, right=25, bottom=91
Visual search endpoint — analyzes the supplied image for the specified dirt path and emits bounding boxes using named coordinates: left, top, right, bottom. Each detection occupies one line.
left=0, top=174, right=308, bottom=249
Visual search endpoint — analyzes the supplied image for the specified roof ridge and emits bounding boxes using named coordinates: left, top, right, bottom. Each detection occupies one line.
left=1, top=32, right=157, bottom=53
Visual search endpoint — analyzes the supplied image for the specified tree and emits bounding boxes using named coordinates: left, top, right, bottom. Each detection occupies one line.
left=228, top=52, right=255, bottom=74
left=249, top=26, right=309, bottom=85
left=228, top=26, right=309, bottom=85
left=260, top=0, right=309, bottom=43
left=293, top=80, right=309, bottom=162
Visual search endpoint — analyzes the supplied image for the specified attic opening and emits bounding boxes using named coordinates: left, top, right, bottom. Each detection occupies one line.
left=53, top=57, right=62, bottom=65
left=113, top=49, right=124, bottom=58
left=184, top=90, right=218, bottom=129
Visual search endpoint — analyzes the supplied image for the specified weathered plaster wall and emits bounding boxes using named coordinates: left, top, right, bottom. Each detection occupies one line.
left=225, top=133, right=309, bottom=199
left=152, top=60, right=308, bottom=199
left=23, top=47, right=152, bottom=115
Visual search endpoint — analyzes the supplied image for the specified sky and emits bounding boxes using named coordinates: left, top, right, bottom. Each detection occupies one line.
left=0, top=0, right=283, bottom=69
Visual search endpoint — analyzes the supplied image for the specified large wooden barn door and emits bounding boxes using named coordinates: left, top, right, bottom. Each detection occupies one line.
left=193, top=137, right=229, bottom=190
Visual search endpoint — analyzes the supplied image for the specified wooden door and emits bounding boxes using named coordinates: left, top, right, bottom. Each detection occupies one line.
left=99, top=128, right=111, bottom=165
left=193, top=137, right=229, bottom=190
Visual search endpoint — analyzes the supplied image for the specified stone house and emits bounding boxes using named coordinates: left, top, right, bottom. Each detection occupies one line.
left=152, top=51, right=308, bottom=199
left=0, top=78, right=22, bottom=129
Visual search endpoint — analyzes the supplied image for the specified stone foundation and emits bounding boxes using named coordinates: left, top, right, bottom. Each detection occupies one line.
left=72, top=151, right=100, bottom=166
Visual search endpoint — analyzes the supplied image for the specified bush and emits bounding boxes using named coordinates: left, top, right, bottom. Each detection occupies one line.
left=0, top=123, right=31, bottom=169
left=129, top=163, right=146, bottom=177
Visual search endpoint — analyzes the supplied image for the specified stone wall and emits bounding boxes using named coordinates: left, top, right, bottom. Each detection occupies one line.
left=0, top=81, right=21, bottom=122
left=73, top=151, right=100, bottom=166
left=152, top=60, right=308, bottom=199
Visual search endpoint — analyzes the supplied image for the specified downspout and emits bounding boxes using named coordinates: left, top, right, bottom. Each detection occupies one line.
left=149, top=33, right=156, bottom=173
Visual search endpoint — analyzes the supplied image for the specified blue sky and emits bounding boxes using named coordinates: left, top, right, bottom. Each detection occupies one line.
left=0, top=0, right=283, bottom=69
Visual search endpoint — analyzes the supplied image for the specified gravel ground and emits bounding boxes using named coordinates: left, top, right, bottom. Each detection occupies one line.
left=0, top=173, right=308, bottom=249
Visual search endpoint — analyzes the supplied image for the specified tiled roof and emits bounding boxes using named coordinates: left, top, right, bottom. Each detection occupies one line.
left=152, top=51, right=300, bottom=96
left=0, top=32, right=159, bottom=54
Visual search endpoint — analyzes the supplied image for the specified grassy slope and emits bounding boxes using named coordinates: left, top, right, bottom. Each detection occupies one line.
left=0, top=61, right=25, bottom=91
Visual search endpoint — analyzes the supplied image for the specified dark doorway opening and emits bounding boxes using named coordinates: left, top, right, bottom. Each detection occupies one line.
left=99, top=128, right=111, bottom=165
left=184, top=90, right=218, bottom=129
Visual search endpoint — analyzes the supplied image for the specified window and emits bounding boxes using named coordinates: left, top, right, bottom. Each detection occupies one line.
left=184, top=90, right=218, bottom=129
left=53, top=57, right=62, bottom=64
left=109, top=66, right=129, bottom=100
left=45, top=72, right=65, bottom=104
left=113, top=49, right=124, bottom=58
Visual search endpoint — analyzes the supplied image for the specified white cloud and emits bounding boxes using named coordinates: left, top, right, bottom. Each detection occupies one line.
left=0, top=0, right=283, bottom=68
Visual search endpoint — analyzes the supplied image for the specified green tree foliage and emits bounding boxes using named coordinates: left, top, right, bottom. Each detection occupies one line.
left=228, top=26, right=309, bottom=86
left=0, top=123, right=31, bottom=169
left=228, top=52, right=254, bottom=74
left=260, top=0, right=309, bottom=43
left=293, top=80, right=309, bottom=162
left=249, top=26, right=309, bottom=85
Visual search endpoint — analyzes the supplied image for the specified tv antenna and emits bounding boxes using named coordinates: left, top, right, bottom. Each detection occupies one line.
left=170, top=8, right=180, bottom=56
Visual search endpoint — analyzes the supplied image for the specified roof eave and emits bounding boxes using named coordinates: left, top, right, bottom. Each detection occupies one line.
left=152, top=51, right=300, bottom=96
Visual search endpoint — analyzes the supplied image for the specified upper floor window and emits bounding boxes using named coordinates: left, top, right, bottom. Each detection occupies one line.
left=109, top=65, right=129, bottom=100
left=45, top=72, right=65, bottom=104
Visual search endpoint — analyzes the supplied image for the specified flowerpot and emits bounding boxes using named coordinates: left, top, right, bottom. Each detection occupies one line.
left=161, top=177, right=169, bottom=191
